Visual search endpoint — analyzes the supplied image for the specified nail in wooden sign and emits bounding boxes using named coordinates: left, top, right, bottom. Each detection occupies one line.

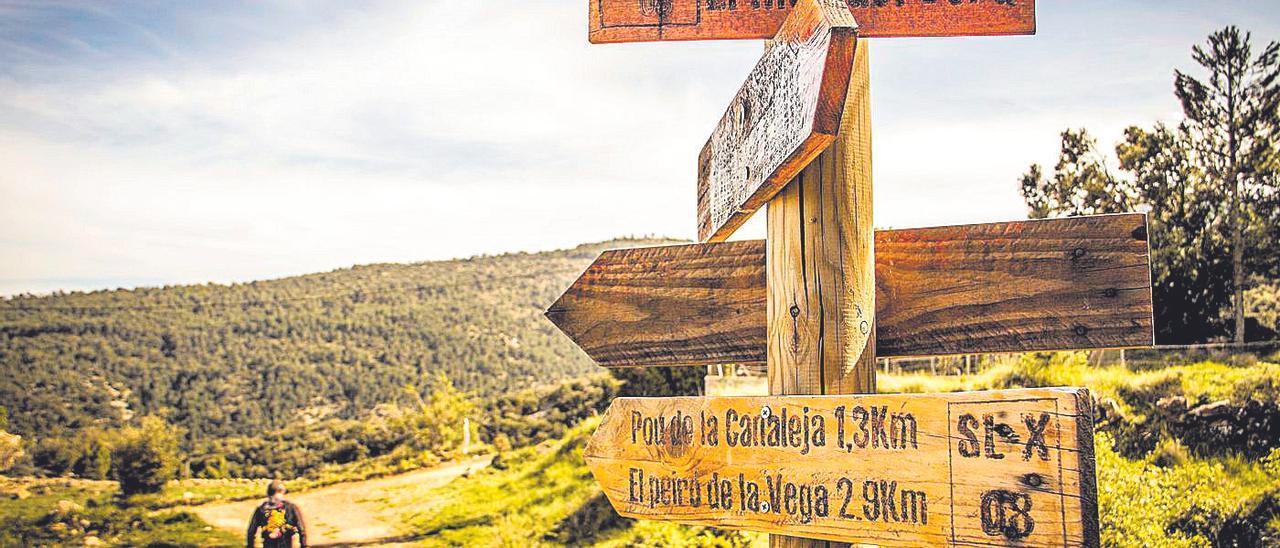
left=545, top=214, right=1154, bottom=368
left=589, top=0, right=1037, bottom=44
left=584, top=388, right=1097, bottom=546
left=696, top=0, right=857, bottom=242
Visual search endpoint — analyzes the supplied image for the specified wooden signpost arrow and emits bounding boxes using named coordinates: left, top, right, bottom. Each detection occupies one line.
left=553, top=0, right=1144, bottom=545
left=547, top=214, right=1153, bottom=369
left=584, top=389, right=1097, bottom=546
left=589, top=0, right=1036, bottom=44
left=696, top=0, right=856, bottom=242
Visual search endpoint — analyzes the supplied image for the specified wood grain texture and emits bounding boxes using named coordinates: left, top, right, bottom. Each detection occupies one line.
left=764, top=37, right=873, bottom=547
left=875, top=214, right=1155, bottom=357
left=543, top=214, right=1154, bottom=367
left=696, top=0, right=856, bottom=243
left=583, top=389, right=1100, bottom=546
left=588, top=0, right=1036, bottom=44
left=765, top=35, right=873, bottom=397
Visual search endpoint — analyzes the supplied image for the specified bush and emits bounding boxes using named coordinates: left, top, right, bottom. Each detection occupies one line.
left=112, top=417, right=181, bottom=495
left=0, top=430, right=22, bottom=473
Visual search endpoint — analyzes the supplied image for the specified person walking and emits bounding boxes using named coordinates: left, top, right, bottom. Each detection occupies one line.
left=246, top=480, right=308, bottom=548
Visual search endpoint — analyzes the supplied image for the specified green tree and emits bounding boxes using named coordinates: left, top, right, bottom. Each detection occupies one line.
left=78, top=436, right=112, bottom=480
left=611, top=366, right=704, bottom=398
left=0, top=431, right=21, bottom=473
left=1174, top=26, right=1280, bottom=342
left=112, top=416, right=181, bottom=495
left=1020, top=129, right=1133, bottom=218
left=1020, top=27, right=1280, bottom=343
left=404, top=374, right=475, bottom=456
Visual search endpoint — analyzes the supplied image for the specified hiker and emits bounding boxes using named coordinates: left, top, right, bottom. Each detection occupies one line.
left=246, top=480, right=308, bottom=548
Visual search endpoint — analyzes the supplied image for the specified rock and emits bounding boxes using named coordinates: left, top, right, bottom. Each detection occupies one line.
left=78, top=519, right=91, bottom=528
left=1157, top=395, right=1188, bottom=412
left=183, top=491, right=194, bottom=500
left=203, top=526, right=212, bottom=532
left=55, top=499, right=83, bottom=515
left=1093, top=397, right=1124, bottom=428
left=83, top=535, right=103, bottom=546
left=10, top=487, right=31, bottom=500
left=1190, top=400, right=1232, bottom=419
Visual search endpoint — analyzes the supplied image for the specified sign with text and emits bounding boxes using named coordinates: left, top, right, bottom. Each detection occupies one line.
left=589, top=0, right=1036, bottom=44
left=546, top=214, right=1154, bottom=368
left=584, top=389, right=1098, bottom=546
left=696, top=0, right=856, bottom=242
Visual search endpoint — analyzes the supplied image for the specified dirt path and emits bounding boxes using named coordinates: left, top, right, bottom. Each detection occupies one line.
left=193, top=455, right=492, bottom=547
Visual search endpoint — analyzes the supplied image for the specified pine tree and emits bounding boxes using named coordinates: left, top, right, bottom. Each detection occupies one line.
left=1174, top=27, right=1280, bottom=343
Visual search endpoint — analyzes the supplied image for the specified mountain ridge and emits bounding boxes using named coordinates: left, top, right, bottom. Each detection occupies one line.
left=0, top=237, right=685, bottom=444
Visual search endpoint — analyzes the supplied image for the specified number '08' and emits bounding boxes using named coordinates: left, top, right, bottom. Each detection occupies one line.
left=979, top=490, right=1035, bottom=540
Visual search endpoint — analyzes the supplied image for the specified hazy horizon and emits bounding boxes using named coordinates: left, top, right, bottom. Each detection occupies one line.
left=4, top=1, right=1279, bottom=297
left=0, top=234, right=684, bottom=297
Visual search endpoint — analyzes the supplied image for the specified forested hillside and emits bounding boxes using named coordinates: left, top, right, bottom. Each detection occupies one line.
left=0, top=238, right=679, bottom=446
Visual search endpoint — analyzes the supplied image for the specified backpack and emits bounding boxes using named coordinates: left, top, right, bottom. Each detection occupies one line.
left=260, top=501, right=297, bottom=540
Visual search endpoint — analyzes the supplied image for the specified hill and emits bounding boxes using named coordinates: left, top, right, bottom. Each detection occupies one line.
left=0, top=238, right=681, bottom=447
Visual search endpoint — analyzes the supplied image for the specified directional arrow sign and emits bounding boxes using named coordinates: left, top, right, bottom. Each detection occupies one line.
left=546, top=214, right=1153, bottom=368
left=696, top=0, right=857, bottom=243
left=589, top=0, right=1037, bottom=44
left=584, top=388, right=1097, bottom=546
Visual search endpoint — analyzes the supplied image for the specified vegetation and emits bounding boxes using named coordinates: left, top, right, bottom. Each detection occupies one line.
left=404, top=418, right=763, bottom=547
left=0, top=238, right=681, bottom=477
left=883, top=354, right=1280, bottom=546
left=481, top=374, right=620, bottom=451
left=0, top=478, right=238, bottom=547
left=1020, top=26, right=1280, bottom=344
left=112, top=416, right=181, bottom=495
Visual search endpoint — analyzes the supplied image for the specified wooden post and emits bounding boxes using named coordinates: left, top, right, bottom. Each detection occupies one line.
left=766, top=38, right=872, bottom=547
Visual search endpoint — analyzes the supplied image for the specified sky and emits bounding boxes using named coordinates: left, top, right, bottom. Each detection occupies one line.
left=2, top=1, right=1278, bottom=296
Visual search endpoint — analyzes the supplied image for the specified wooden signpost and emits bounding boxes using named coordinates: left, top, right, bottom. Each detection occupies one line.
left=584, top=389, right=1097, bottom=546
left=551, top=0, right=1150, bottom=545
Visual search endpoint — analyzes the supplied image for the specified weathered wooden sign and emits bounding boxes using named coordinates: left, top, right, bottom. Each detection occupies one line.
left=546, top=214, right=1154, bottom=368
left=696, top=0, right=856, bottom=242
left=564, top=0, right=1130, bottom=544
left=584, top=388, right=1097, bottom=546
left=589, top=0, right=1037, bottom=44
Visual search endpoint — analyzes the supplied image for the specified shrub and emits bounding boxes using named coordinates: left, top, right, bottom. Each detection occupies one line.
left=111, top=417, right=181, bottom=495
left=0, top=430, right=22, bottom=472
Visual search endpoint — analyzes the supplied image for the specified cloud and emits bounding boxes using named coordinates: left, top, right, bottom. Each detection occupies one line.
left=1, top=0, right=1278, bottom=295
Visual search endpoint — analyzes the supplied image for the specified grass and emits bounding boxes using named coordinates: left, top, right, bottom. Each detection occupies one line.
left=404, top=418, right=765, bottom=547
left=1096, top=436, right=1279, bottom=547
left=881, top=352, right=1280, bottom=423
left=405, top=418, right=610, bottom=546
left=133, top=478, right=263, bottom=509
left=0, top=477, right=239, bottom=547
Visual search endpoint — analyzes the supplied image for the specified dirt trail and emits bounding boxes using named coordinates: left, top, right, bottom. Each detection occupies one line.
left=193, top=455, right=492, bottom=547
